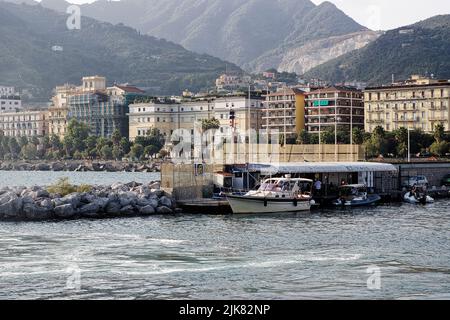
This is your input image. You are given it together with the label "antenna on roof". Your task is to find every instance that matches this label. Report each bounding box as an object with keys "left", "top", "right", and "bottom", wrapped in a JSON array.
[{"left": 392, "top": 74, "right": 395, "bottom": 84}]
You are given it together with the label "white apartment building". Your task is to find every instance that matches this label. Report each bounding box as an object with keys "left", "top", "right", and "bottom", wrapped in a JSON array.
[
  {"left": 0, "top": 86, "right": 15, "bottom": 96},
  {"left": 0, "top": 110, "right": 48, "bottom": 137},
  {"left": 128, "top": 96, "right": 265, "bottom": 141},
  {"left": 0, "top": 86, "right": 21, "bottom": 113}
]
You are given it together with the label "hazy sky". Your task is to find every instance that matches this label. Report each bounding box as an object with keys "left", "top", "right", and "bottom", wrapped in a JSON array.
[
  {"left": 311, "top": 0, "right": 450, "bottom": 30},
  {"left": 38, "top": 0, "right": 450, "bottom": 31}
]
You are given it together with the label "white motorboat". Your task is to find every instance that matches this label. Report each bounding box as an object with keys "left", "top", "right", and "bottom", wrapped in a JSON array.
[
  {"left": 404, "top": 186, "right": 434, "bottom": 204},
  {"left": 333, "top": 185, "right": 381, "bottom": 207},
  {"left": 226, "top": 177, "right": 314, "bottom": 214}
]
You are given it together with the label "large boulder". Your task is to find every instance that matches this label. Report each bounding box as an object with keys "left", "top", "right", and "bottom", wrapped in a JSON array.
[
  {"left": 149, "top": 182, "right": 161, "bottom": 190},
  {"left": 159, "top": 196, "right": 173, "bottom": 208},
  {"left": 32, "top": 189, "right": 50, "bottom": 199},
  {"left": 139, "top": 205, "right": 155, "bottom": 215},
  {"left": 36, "top": 163, "right": 51, "bottom": 171},
  {"left": 156, "top": 206, "right": 173, "bottom": 214},
  {"left": 54, "top": 204, "right": 76, "bottom": 219},
  {"left": 23, "top": 202, "right": 53, "bottom": 220},
  {"left": 61, "top": 193, "right": 82, "bottom": 208},
  {"left": 119, "top": 205, "right": 136, "bottom": 216},
  {"left": 126, "top": 181, "right": 142, "bottom": 188},
  {"left": 51, "top": 162, "right": 65, "bottom": 171},
  {"left": 78, "top": 203, "right": 101, "bottom": 218},
  {"left": 0, "top": 192, "right": 23, "bottom": 218},
  {"left": 111, "top": 182, "right": 127, "bottom": 192},
  {"left": 105, "top": 201, "right": 121, "bottom": 214}
]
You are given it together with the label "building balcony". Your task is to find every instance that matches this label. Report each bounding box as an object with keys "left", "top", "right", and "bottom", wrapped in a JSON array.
[
  {"left": 366, "top": 119, "right": 385, "bottom": 124},
  {"left": 393, "top": 118, "right": 421, "bottom": 122}
]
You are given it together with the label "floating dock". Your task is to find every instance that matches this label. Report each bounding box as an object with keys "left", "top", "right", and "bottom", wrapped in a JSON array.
[{"left": 177, "top": 199, "right": 232, "bottom": 214}]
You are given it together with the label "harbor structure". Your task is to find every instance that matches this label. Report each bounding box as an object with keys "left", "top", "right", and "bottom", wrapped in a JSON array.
[
  {"left": 305, "top": 86, "right": 364, "bottom": 135},
  {"left": 0, "top": 109, "right": 48, "bottom": 137},
  {"left": 262, "top": 87, "right": 306, "bottom": 140},
  {"left": 364, "top": 75, "right": 450, "bottom": 133}
]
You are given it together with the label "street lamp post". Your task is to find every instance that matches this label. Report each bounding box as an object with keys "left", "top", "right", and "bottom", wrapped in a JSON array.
[{"left": 408, "top": 127, "right": 411, "bottom": 163}]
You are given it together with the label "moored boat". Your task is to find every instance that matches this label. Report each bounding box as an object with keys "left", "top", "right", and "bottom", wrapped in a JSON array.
[
  {"left": 226, "top": 177, "right": 314, "bottom": 214},
  {"left": 333, "top": 184, "right": 381, "bottom": 207},
  {"left": 404, "top": 186, "right": 434, "bottom": 204}
]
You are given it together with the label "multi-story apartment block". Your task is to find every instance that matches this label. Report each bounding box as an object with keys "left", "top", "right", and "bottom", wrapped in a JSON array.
[
  {"left": 0, "top": 86, "right": 21, "bottom": 113},
  {"left": 262, "top": 88, "right": 306, "bottom": 138},
  {"left": 48, "top": 84, "right": 76, "bottom": 137},
  {"left": 0, "top": 86, "right": 15, "bottom": 96},
  {"left": 0, "top": 110, "right": 48, "bottom": 137},
  {"left": 305, "top": 86, "right": 364, "bottom": 134},
  {"left": 364, "top": 75, "right": 450, "bottom": 133},
  {"left": 128, "top": 95, "right": 265, "bottom": 142},
  {"left": 49, "top": 76, "right": 146, "bottom": 139}
]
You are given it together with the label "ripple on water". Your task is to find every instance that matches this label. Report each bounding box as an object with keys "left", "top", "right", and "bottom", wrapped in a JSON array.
[{"left": 0, "top": 199, "right": 449, "bottom": 299}]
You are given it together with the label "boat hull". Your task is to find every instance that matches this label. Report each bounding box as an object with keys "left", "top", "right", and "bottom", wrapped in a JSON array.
[
  {"left": 333, "top": 194, "right": 381, "bottom": 207},
  {"left": 404, "top": 194, "right": 434, "bottom": 204},
  {"left": 226, "top": 195, "right": 311, "bottom": 214}
]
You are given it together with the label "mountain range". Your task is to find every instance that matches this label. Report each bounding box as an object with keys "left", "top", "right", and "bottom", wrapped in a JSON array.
[
  {"left": 305, "top": 15, "right": 450, "bottom": 85},
  {"left": 35, "top": 0, "right": 379, "bottom": 74},
  {"left": 0, "top": 1, "right": 241, "bottom": 101}
]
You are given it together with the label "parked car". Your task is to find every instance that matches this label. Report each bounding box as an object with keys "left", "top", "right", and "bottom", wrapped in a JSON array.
[
  {"left": 441, "top": 174, "right": 450, "bottom": 187},
  {"left": 403, "top": 175, "right": 429, "bottom": 188}
]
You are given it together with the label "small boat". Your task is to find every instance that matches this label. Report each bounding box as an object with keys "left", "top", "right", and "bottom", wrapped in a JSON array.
[
  {"left": 226, "top": 177, "right": 314, "bottom": 214},
  {"left": 404, "top": 186, "right": 434, "bottom": 204},
  {"left": 333, "top": 184, "right": 381, "bottom": 207}
]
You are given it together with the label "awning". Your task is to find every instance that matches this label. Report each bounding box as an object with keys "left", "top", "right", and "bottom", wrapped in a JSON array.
[{"left": 248, "top": 162, "right": 398, "bottom": 175}]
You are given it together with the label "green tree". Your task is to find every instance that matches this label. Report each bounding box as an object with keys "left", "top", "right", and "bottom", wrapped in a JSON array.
[
  {"left": 8, "top": 138, "right": 21, "bottom": 159},
  {"left": 434, "top": 123, "right": 445, "bottom": 143},
  {"left": 100, "top": 145, "right": 113, "bottom": 160},
  {"left": 297, "top": 130, "right": 310, "bottom": 144},
  {"left": 130, "top": 144, "right": 144, "bottom": 160},
  {"left": 352, "top": 127, "right": 364, "bottom": 145},
  {"left": 394, "top": 127, "right": 408, "bottom": 157},
  {"left": 144, "top": 145, "right": 160, "bottom": 159},
  {"left": 320, "top": 128, "right": 335, "bottom": 144},
  {"left": 111, "top": 129, "right": 122, "bottom": 147},
  {"left": 120, "top": 137, "right": 131, "bottom": 154},
  {"left": 66, "top": 120, "right": 89, "bottom": 153},
  {"left": 112, "top": 146, "right": 123, "bottom": 160},
  {"left": 50, "top": 134, "right": 62, "bottom": 150},
  {"left": 430, "top": 141, "right": 450, "bottom": 157},
  {"left": 85, "top": 136, "right": 98, "bottom": 151},
  {"left": 18, "top": 136, "right": 28, "bottom": 148},
  {"left": 21, "top": 143, "right": 37, "bottom": 160}
]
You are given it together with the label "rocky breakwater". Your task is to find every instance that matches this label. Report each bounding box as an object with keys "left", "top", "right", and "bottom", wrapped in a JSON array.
[
  {"left": 0, "top": 161, "right": 161, "bottom": 172},
  {"left": 0, "top": 181, "right": 178, "bottom": 221}
]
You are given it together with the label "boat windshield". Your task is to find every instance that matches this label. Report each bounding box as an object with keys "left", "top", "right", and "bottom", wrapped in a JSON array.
[{"left": 258, "top": 180, "right": 312, "bottom": 194}]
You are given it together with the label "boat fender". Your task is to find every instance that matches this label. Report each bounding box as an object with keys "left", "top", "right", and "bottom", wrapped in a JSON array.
[
  {"left": 264, "top": 199, "right": 268, "bottom": 207},
  {"left": 293, "top": 199, "right": 298, "bottom": 207}
]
